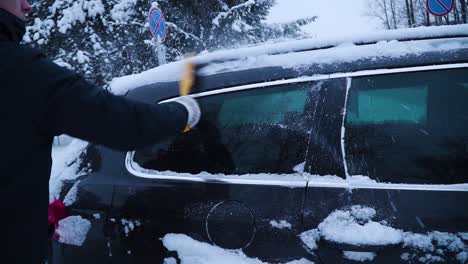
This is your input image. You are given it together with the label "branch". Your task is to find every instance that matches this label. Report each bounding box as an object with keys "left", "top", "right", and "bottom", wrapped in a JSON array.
[
  {"left": 212, "top": 0, "right": 256, "bottom": 27},
  {"left": 166, "top": 22, "right": 205, "bottom": 45}
]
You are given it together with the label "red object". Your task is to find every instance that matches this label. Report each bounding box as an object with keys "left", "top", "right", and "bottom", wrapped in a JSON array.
[{"left": 48, "top": 200, "right": 68, "bottom": 240}]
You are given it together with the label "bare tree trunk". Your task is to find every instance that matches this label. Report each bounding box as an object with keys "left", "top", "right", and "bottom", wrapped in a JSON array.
[
  {"left": 460, "top": 0, "right": 467, "bottom": 23},
  {"left": 382, "top": 0, "right": 392, "bottom": 29},
  {"left": 425, "top": 6, "right": 431, "bottom": 25},
  {"left": 453, "top": 1, "right": 460, "bottom": 23},
  {"left": 390, "top": 0, "right": 398, "bottom": 28},
  {"left": 409, "top": 0, "right": 416, "bottom": 25},
  {"left": 405, "top": 0, "right": 413, "bottom": 26}
]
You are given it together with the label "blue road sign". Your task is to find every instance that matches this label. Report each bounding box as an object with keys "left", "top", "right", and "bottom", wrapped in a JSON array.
[
  {"left": 427, "top": 0, "right": 454, "bottom": 16},
  {"left": 149, "top": 7, "right": 167, "bottom": 42}
]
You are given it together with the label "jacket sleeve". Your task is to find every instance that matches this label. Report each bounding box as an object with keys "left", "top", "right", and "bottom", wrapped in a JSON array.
[{"left": 31, "top": 54, "right": 188, "bottom": 151}]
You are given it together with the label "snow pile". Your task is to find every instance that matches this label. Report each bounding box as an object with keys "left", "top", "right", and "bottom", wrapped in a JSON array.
[
  {"left": 403, "top": 232, "right": 465, "bottom": 252},
  {"left": 300, "top": 206, "right": 468, "bottom": 262},
  {"left": 110, "top": 24, "right": 468, "bottom": 95},
  {"left": 50, "top": 139, "right": 88, "bottom": 202},
  {"left": 56, "top": 216, "right": 91, "bottom": 246},
  {"left": 162, "top": 234, "right": 314, "bottom": 264},
  {"left": 270, "top": 220, "right": 292, "bottom": 230},
  {"left": 317, "top": 206, "right": 403, "bottom": 246},
  {"left": 342, "top": 251, "right": 376, "bottom": 262},
  {"left": 402, "top": 232, "right": 466, "bottom": 263}
]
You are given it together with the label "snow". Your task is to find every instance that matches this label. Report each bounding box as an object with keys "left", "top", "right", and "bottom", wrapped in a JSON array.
[
  {"left": 54, "top": 58, "right": 74, "bottom": 70},
  {"left": 317, "top": 206, "right": 403, "bottom": 246},
  {"left": 300, "top": 206, "right": 467, "bottom": 262},
  {"left": 50, "top": 139, "right": 88, "bottom": 202},
  {"left": 163, "top": 257, "right": 178, "bottom": 264},
  {"left": 342, "top": 251, "right": 377, "bottom": 262},
  {"left": 299, "top": 229, "right": 320, "bottom": 251},
  {"left": 110, "top": 24, "right": 468, "bottom": 95},
  {"left": 293, "top": 162, "right": 305, "bottom": 174},
  {"left": 418, "top": 254, "right": 445, "bottom": 263},
  {"left": 57, "top": 0, "right": 105, "bottom": 34},
  {"left": 270, "top": 220, "right": 292, "bottom": 229},
  {"left": 110, "top": 0, "right": 137, "bottom": 24},
  {"left": 457, "top": 252, "right": 468, "bottom": 263},
  {"left": 341, "top": 78, "right": 351, "bottom": 177},
  {"left": 63, "top": 180, "right": 80, "bottom": 206},
  {"left": 75, "top": 50, "right": 90, "bottom": 64},
  {"left": 121, "top": 219, "right": 142, "bottom": 237},
  {"left": 93, "top": 213, "right": 101, "bottom": 219},
  {"left": 162, "top": 234, "right": 314, "bottom": 264},
  {"left": 459, "top": 233, "right": 468, "bottom": 241},
  {"left": 129, "top": 157, "right": 468, "bottom": 191},
  {"left": 403, "top": 232, "right": 465, "bottom": 253},
  {"left": 56, "top": 216, "right": 91, "bottom": 246},
  {"left": 212, "top": 0, "right": 256, "bottom": 27}
]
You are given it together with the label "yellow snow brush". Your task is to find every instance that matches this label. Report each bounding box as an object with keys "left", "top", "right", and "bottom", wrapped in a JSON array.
[{"left": 179, "top": 60, "right": 196, "bottom": 132}]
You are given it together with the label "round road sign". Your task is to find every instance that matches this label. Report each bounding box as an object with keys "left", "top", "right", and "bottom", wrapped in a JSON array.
[
  {"left": 149, "top": 7, "right": 167, "bottom": 42},
  {"left": 426, "top": 0, "right": 454, "bottom": 16}
]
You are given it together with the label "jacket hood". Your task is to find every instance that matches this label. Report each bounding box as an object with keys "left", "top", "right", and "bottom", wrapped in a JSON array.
[{"left": 0, "top": 8, "right": 26, "bottom": 43}]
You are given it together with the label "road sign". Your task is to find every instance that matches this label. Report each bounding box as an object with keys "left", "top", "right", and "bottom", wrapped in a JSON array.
[
  {"left": 149, "top": 7, "right": 167, "bottom": 42},
  {"left": 426, "top": 0, "right": 454, "bottom": 16}
]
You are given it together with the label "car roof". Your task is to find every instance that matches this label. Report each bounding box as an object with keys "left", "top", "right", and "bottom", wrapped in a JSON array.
[{"left": 112, "top": 24, "right": 468, "bottom": 102}]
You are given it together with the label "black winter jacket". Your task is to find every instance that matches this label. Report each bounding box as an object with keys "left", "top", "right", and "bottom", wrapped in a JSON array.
[{"left": 0, "top": 8, "right": 187, "bottom": 263}]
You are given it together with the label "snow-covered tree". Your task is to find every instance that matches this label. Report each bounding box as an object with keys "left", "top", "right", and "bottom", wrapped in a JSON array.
[{"left": 24, "top": 0, "right": 315, "bottom": 88}]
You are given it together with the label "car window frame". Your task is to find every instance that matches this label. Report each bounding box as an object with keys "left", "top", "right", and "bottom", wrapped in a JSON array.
[{"left": 126, "top": 62, "right": 468, "bottom": 191}]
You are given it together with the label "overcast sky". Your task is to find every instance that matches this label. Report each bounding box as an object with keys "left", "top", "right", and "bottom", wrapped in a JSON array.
[{"left": 266, "top": 0, "right": 383, "bottom": 38}]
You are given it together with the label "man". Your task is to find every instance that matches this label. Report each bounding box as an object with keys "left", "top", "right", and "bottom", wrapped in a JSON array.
[{"left": 0, "top": 0, "right": 201, "bottom": 263}]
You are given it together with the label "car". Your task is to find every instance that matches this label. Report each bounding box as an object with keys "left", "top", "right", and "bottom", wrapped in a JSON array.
[{"left": 49, "top": 24, "right": 468, "bottom": 264}]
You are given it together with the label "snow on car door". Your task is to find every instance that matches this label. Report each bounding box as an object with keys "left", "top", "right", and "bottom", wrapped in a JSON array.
[
  {"left": 119, "top": 79, "right": 329, "bottom": 262},
  {"left": 302, "top": 66, "right": 468, "bottom": 263}
]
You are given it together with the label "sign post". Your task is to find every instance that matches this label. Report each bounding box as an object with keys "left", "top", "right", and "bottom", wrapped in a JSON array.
[
  {"left": 149, "top": 6, "right": 167, "bottom": 65},
  {"left": 426, "top": 0, "right": 454, "bottom": 16}
]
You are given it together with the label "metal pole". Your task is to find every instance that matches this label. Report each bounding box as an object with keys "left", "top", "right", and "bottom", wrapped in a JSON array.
[{"left": 156, "top": 36, "right": 167, "bottom": 65}]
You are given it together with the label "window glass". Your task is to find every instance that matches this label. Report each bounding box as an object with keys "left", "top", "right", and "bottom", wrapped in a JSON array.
[
  {"left": 345, "top": 68, "right": 468, "bottom": 184},
  {"left": 134, "top": 82, "right": 317, "bottom": 175},
  {"left": 347, "top": 86, "right": 428, "bottom": 125}
]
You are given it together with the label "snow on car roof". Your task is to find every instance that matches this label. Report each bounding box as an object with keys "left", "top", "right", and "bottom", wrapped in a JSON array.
[{"left": 110, "top": 24, "right": 468, "bottom": 95}]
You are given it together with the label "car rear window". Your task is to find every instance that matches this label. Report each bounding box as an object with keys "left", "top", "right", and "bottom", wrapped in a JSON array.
[
  {"left": 345, "top": 67, "right": 468, "bottom": 184},
  {"left": 133, "top": 82, "right": 315, "bottom": 175}
]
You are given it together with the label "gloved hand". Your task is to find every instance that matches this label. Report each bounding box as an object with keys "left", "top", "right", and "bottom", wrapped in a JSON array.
[{"left": 173, "top": 96, "right": 201, "bottom": 130}]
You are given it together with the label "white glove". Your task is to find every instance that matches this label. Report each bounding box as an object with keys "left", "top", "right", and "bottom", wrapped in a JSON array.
[{"left": 173, "top": 96, "right": 201, "bottom": 129}]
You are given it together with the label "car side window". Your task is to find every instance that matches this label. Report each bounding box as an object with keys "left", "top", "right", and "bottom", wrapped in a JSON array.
[
  {"left": 133, "top": 82, "right": 320, "bottom": 175},
  {"left": 345, "top": 67, "right": 468, "bottom": 184}
]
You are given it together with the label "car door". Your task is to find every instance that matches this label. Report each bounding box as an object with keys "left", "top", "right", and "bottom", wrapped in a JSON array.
[
  {"left": 302, "top": 65, "right": 468, "bottom": 263},
  {"left": 110, "top": 77, "right": 332, "bottom": 263}
]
